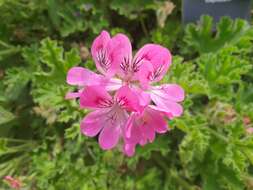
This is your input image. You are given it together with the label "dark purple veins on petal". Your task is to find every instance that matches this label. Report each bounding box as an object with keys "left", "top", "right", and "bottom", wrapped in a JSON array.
[
  {"left": 120, "top": 56, "right": 131, "bottom": 74},
  {"left": 97, "top": 49, "right": 111, "bottom": 71},
  {"left": 97, "top": 98, "right": 113, "bottom": 108},
  {"left": 132, "top": 56, "right": 144, "bottom": 73},
  {"left": 148, "top": 65, "right": 164, "bottom": 81}
]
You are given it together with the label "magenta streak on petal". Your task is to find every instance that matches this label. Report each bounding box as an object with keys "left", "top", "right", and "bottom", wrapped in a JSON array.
[
  {"left": 116, "top": 96, "right": 128, "bottom": 107},
  {"left": 120, "top": 56, "right": 131, "bottom": 74},
  {"left": 148, "top": 64, "right": 165, "bottom": 81},
  {"left": 96, "top": 49, "right": 111, "bottom": 72},
  {"left": 131, "top": 56, "right": 145, "bottom": 73},
  {"left": 97, "top": 98, "right": 114, "bottom": 108}
]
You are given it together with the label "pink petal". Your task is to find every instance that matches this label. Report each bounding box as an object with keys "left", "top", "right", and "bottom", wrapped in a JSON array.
[
  {"left": 142, "top": 124, "right": 156, "bottom": 143},
  {"left": 129, "top": 87, "right": 151, "bottom": 112},
  {"left": 91, "top": 31, "right": 111, "bottom": 75},
  {"left": 124, "top": 113, "right": 142, "bottom": 142},
  {"left": 91, "top": 31, "right": 132, "bottom": 78},
  {"left": 123, "top": 143, "right": 136, "bottom": 157},
  {"left": 65, "top": 91, "right": 81, "bottom": 99},
  {"left": 81, "top": 110, "right": 106, "bottom": 137},
  {"left": 149, "top": 101, "right": 183, "bottom": 118},
  {"left": 99, "top": 123, "right": 121, "bottom": 150},
  {"left": 137, "top": 89, "right": 151, "bottom": 108},
  {"left": 134, "top": 44, "right": 172, "bottom": 83},
  {"left": 151, "top": 84, "right": 185, "bottom": 102},
  {"left": 150, "top": 86, "right": 184, "bottom": 118},
  {"left": 145, "top": 107, "right": 168, "bottom": 134},
  {"left": 137, "top": 60, "right": 154, "bottom": 89},
  {"left": 115, "top": 86, "right": 141, "bottom": 112},
  {"left": 80, "top": 86, "right": 113, "bottom": 109},
  {"left": 105, "top": 78, "right": 123, "bottom": 91},
  {"left": 67, "top": 67, "right": 105, "bottom": 86},
  {"left": 125, "top": 113, "right": 136, "bottom": 138},
  {"left": 109, "top": 33, "right": 132, "bottom": 78}
]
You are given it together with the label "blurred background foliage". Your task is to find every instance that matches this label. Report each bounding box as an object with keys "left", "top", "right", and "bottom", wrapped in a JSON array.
[{"left": 0, "top": 0, "right": 253, "bottom": 189}]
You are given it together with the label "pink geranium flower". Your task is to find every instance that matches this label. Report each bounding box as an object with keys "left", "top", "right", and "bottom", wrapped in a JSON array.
[
  {"left": 66, "top": 31, "right": 127, "bottom": 98},
  {"left": 80, "top": 85, "right": 142, "bottom": 149},
  {"left": 66, "top": 30, "right": 185, "bottom": 156},
  {"left": 4, "top": 176, "right": 21, "bottom": 189},
  {"left": 66, "top": 31, "right": 172, "bottom": 96},
  {"left": 123, "top": 107, "right": 168, "bottom": 156}
]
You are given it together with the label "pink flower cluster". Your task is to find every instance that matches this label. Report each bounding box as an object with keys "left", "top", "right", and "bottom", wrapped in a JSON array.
[{"left": 66, "top": 31, "right": 184, "bottom": 156}]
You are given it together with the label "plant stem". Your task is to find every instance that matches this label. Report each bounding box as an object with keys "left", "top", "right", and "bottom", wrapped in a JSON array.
[
  {"left": 140, "top": 15, "right": 149, "bottom": 38},
  {"left": 0, "top": 40, "right": 11, "bottom": 48},
  {"left": 170, "top": 170, "right": 195, "bottom": 190},
  {"left": 153, "top": 154, "right": 195, "bottom": 190},
  {"left": 0, "top": 138, "right": 34, "bottom": 143},
  {"left": 0, "top": 48, "right": 20, "bottom": 56},
  {"left": 205, "top": 127, "right": 228, "bottom": 142}
]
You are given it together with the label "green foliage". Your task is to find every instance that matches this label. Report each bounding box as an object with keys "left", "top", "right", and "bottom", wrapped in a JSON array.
[
  {"left": 110, "top": 0, "right": 155, "bottom": 20},
  {"left": 0, "top": 0, "right": 253, "bottom": 189},
  {"left": 197, "top": 46, "right": 252, "bottom": 99},
  {"left": 184, "top": 15, "right": 253, "bottom": 54},
  {"left": 48, "top": 0, "right": 109, "bottom": 37},
  {"left": 0, "top": 106, "right": 14, "bottom": 125}
]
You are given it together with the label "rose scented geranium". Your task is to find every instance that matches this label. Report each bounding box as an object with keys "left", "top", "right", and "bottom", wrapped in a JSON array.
[{"left": 66, "top": 30, "right": 184, "bottom": 156}]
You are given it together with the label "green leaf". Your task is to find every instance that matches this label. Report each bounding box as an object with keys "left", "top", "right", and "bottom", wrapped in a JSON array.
[
  {"left": 46, "top": 1, "right": 108, "bottom": 37},
  {"left": 161, "top": 56, "right": 208, "bottom": 95},
  {"left": 3, "top": 67, "right": 30, "bottom": 100},
  {"left": 47, "top": 0, "right": 60, "bottom": 29},
  {"left": 27, "top": 38, "right": 81, "bottom": 123},
  {"left": 184, "top": 16, "right": 253, "bottom": 54},
  {"left": 196, "top": 46, "right": 251, "bottom": 99},
  {"left": 203, "top": 172, "right": 222, "bottom": 190},
  {"left": 0, "top": 106, "right": 14, "bottom": 125},
  {"left": 110, "top": 0, "right": 155, "bottom": 19}
]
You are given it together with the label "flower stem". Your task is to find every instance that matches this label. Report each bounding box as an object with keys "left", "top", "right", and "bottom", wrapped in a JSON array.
[
  {"left": 153, "top": 154, "right": 195, "bottom": 190},
  {"left": 139, "top": 15, "right": 148, "bottom": 38}
]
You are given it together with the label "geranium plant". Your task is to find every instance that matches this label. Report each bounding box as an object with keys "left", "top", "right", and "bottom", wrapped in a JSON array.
[{"left": 66, "top": 31, "right": 184, "bottom": 156}]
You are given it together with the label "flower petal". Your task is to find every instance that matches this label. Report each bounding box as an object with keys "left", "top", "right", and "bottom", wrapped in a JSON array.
[
  {"left": 65, "top": 91, "right": 81, "bottom": 99},
  {"left": 150, "top": 85, "right": 184, "bottom": 118},
  {"left": 67, "top": 67, "right": 105, "bottom": 86},
  {"left": 105, "top": 78, "right": 123, "bottom": 91},
  {"left": 135, "top": 44, "right": 172, "bottom": 83},
  {"left": 140, "top": 124, "right": 156, "bottom": 143},
  {"left": 115, "top": 86, "right": 141, "bottom": 112},
  {"left": 137, "top": 60, "right": 154, "bottom": 89},
  {"left": 109, "top": 33, "right": 132, "bottom": 78},
  {"left": 145, "top": 107, "right": 168, "bottom": 134},
  {"left": 123, "top": 143, "right": 136, "bottom": 157},
  {"left": 81, "top": 110, "right": 107, "bottom": 137},
  {"left": 99, "top": 122, "right": 121, "bottom": 150},
  {"left": 149, "top": 101, "right": 183, "bottom": 118},
  {"left": 151, "top": 84, "right": 185, "bottom": 102},
  {"left": 124, "top": 113, "right": 142, "bottom": 142},
  {"left": 91, "top": 31, "right": 132, "bottom": 78},
  {"left": 91, "top": 31, "right": 111, "bottom": 75},
  {"left": 80, "top": 86, "right": 113, "bottom": 109}
]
